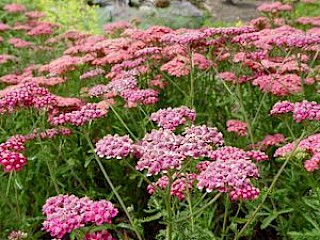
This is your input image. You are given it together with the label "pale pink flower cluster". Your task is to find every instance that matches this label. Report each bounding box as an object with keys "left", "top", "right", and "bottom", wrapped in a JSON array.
[
  {"left": 95, "top": 134, "right": 133, "bottom": 159},
  {"left": 8, "top": 38, "right": 32, "bottom": 48},
  {"left": 208, "top": 146, "right": 268, "bottom": 163},
  {"left": 88, "top": 76, "right": 137, "bottom": 97},
  {"left": 49, "top": 103, "right": 107, "bottom": 126},
  {"left": 0, "top": 54, "right": 17, "bottom": 64},
  {"left": 27, "top": 22, "right": 55, "bottom": 36},
  {"left": 147, "top": 173, "right": 197, "bottom": 200},
  {"left": 25, "top": 11, "right": 46, "bottom": 19},
  {"left": 257, "top": 2, "right": 292, "bottom": 13},
  {"left": 150, "top": 106, "right": 196, "bottom": 130},
  {"left": 3, "top": 4, "right": 26, "bottom": 13},
  {"left": 274, "top": 134, "right": 320, "bottom": 172},
  {"left": 83, "top": 230, "right": 116, "bottom": 240},
  {"left": 121, "top": 89, "right": 159, "bottom": 108},
  {"left": 7, "top": 231, "right": 27, "bottom": 240},
  {"left": 104, "top": 21, "right": 132, "bottom": 35},
  {"left": 0, "top": 22, "right": 10, "bottom": 31},
  {"left": 42, "top": 194, "right": 118, "bottom": 238},
  {"left": 39, "top": 55, "right": 83, "bottom": 75},
  {"left": 80, "top": 68, "right": 105, "bottom": 80},
  {"left": 226, "top": 120, "right": 248, "bottom": 136},
  {"left": 270, "top": 100, "right": 320, "bottom": 123},
  {"left": 297, "top": 17, "right": 320, "bottom": 27},
  {"left": 133, "top": 124, "right": 224, "bottom": 175}
]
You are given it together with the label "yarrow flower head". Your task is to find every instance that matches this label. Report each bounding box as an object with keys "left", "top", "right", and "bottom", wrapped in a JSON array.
[
  {"left": 83, "top": 230, "right": 116, "bottom": 240},
  {"left": 197, "top": 158, "right": 260, "bottom": 200},
  {"left": 226, "top": 120, "right": 248, "bottom": 136},
  {"left": 42, "top": 194, "right": 118, "bottom": 238},
  {"left": 150, "top": 106, "right": 196, "bottom": 131},
  {"left": 95, "top": 134, "right": 133, "bottom": 159}
]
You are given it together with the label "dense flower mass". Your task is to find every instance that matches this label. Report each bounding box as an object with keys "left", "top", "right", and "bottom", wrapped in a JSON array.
[
  {"left": 42, "top": 195, "right": 118, "bottom": 238},
  {"left": 270, "top": 100, "right": 320, "bottom": 123},
  {"left": 150, "top": 106, "right": 196, "bottom": 130},
  {"left": 1, "top": 0, "right": 320, "bottom": 238}
]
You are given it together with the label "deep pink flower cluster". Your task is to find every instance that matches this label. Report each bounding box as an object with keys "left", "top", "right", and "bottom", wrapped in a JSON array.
[
  {"left": 0, "top": 127, "right": 71, "bottom": 172},
  {"left": 42, "top": 194, "right": 118, "bottom": 238},
  {"left": 257, "top": 2, "right": 292, "bottom": 13},
  {"left": 49, "top": 103, "right": 107, "bottom": 126},
  {"left": 83, "top": 230, "right": 116, "bottom": 240},
  {"left": 0, "top": 82, "right": 57, "bottom": 114},
  {"left": 150, "top": 106, "right": 196, "bottom": 130},
  {"left": 95, "top": 134, "right": 133, "bottom": 159},
  {"left": 147, "top": 173, "right": 197, "bottom": 200},
  {"left": 274, "top": 134, "right": 320, "bottom": 172},
  {"left": 226, "top": 120, "right": 248, "bottom": 136},
  {"left": 270, "top": 100, "right": 320, "bottom": 123},
  {"left": 252, "top": 74, "right": 314, "bottom": 96}
]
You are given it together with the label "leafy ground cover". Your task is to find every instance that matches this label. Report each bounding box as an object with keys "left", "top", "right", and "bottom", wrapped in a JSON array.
[{"left": 1, "top": 0, "right": 320, "bottom": 239}]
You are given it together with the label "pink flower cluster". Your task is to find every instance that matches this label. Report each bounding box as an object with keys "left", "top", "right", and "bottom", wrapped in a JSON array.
[
  {"left": 270, "top": 100, "right": 320, "bottom": 123},
  {"left": 3, "top": 4, "right": 26, "bottom": 13},
  {"left": 0, "top": 127, "right": 71, "bottom": 172},
  {"left": 274, "top": 134, "right": 320, "bottom": 172},
  {"left": 96, "top": 134, "right": 133, "bottom": 159},
  {"left": 0, "top": 82, "right": 57, "bottom": 114},
  {"left": 147, "top": 173, "right": 197, "bottom": 200},
  {"left": 49, "top": 103, "right": 107, "bottom": 126},
  {"left": 257, "top": 2, "right": 292, "bottom": 13},
  {"left": 8, "top": 38, "right": 32, "bottom": 48},
  {"left": 83, "top": 230, "right": 116, "bottom": 240},
  {"left": 252, "top": 74, "right": 314, "bottom": 96},
  {"left": 250, "top": 134, "right": 286, "bottom": 150},
  {"left": 197, "top": 156, "right": 260, "bottom": 200},
  {"left": 150, "top": 106, "right": 196, "bottom": 130},
  {"left": 42, "top": 194, "right": 118, "bottom": 238},
  {"left": 226, "top": 120, "right": 248, "bottom": 136}
]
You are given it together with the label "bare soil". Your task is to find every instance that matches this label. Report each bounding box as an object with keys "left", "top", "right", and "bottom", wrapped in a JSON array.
[{"left": 203, "top": 0, "right": 271, "bottom": 23}]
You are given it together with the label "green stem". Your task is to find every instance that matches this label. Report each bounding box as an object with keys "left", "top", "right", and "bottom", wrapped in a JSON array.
[
  {"left": 234, "top": 131, "right": 306, "bottom": 240},
  {"left": 84, "top": 133, "right": 143, "bottom": 240},
  {"left": 221, "top": 196, "right": 230, "bottom": 240},
  {"left": 189, "top": 50, "right": 195, "bottom": 108},
  {"left": 177, "top": 192, "right": 222, "bottom": 222},
  {"left": 165, "top": 173, "right": 173, "bottom": 240},
  {"left": 110, "top": 105, "right": 138, "bottom": 141}
]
